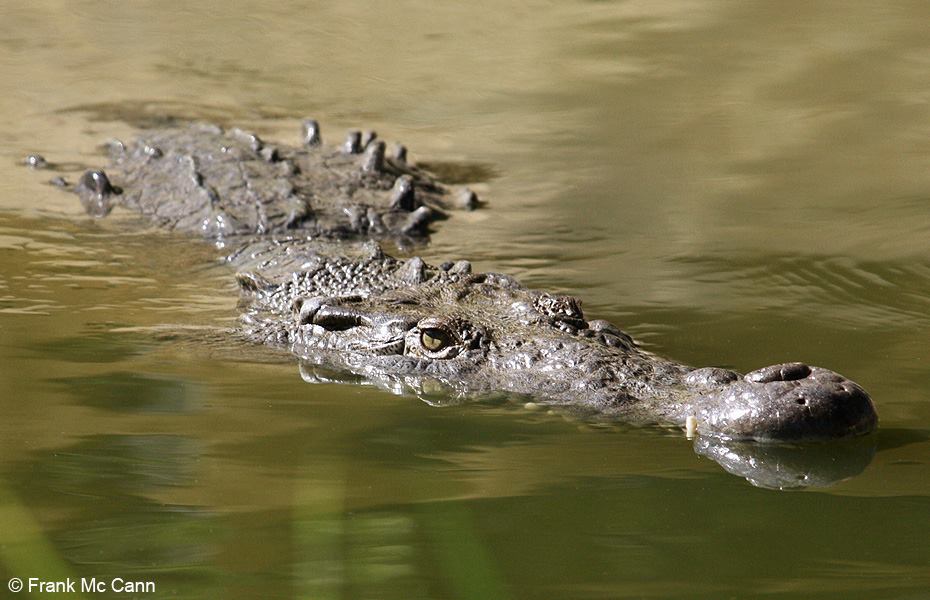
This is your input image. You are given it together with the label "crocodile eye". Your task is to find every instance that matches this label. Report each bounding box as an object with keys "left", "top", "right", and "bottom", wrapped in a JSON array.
[{"left": 420, "top": 328, "right": 450, "bottom": 351}]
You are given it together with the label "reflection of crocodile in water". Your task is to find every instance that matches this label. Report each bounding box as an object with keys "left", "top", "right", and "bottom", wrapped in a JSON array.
[{"left": 26, "top": 119, "right": 878, "bottom": 482}]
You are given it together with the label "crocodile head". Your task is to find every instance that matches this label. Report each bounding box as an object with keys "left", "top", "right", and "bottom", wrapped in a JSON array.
[{"left": 238, "top": 253, "right": 877, "bottom": 442}]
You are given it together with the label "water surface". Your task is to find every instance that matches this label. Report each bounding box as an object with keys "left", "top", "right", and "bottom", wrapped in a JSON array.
[{"left": 1, "top": 2, "right": 929, "bottom": 598}]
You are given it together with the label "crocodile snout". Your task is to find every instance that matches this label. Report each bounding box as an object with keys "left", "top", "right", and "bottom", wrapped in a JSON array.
[{"left": 695, "top": 362, "right": 877, "bottom": 441}]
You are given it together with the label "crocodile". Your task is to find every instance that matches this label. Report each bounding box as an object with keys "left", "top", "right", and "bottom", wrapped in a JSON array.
[
  {"left": 65, "top": 120, "right": 477, "bottom": 243},
  {"left": 29, "top": 119, "right": 877, "bottom": 443},
  {"left": 232, "top": 236, "right": 876, "bottom": 442}
]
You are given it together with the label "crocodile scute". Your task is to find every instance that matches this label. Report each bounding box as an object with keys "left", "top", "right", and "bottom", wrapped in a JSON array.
[{"left": 35, "top": 118, "right": 877, "bottom": 445}]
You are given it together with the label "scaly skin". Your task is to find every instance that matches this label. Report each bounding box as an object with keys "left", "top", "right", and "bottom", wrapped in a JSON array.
[
  {"left": 29, "top": 119, "right": 877, "bottom": 443},
  {"left": 71, "top": 121, "right": 477, "bottom": 242},
  {"left": 233, "top": 240, "right": 877, "bottom": 441}
]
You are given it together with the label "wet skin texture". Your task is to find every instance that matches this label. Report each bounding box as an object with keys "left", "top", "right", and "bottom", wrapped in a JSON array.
[
  {"left": 235, "top": 239, "right": 877, "bottom": 441},
  {"left": 71, "top": 120, "right": 477, "bottom": 242},
  {"left": 42, "top": 119, "right": 877, "bottom": 442}
]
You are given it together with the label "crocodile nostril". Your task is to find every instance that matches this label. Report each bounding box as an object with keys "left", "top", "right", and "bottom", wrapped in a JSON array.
[
  {"left": 746, "top": 362, "right": 812, "bottom": 383},
  {"left": 782, "top": 363, "right": 812, "bottom": 381}
]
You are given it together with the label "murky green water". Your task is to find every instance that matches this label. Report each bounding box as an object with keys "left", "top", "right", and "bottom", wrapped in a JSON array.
[{"left": 2, "top": 2, "right": 930, "bottom": 598}]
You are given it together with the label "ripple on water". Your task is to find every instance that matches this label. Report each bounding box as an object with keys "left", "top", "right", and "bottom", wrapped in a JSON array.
[
  {"left": 0, "top": 234, "right": 34, "bottom": 250},
  {"left": 670, "top": 253, "right": 930, "bottom": 330}
]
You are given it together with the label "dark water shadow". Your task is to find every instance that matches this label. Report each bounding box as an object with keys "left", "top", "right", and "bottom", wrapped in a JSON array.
[
  {"left": 50, "top": 371, "right": 201, "bottom": 414},
  {"left": 56, "top": 99, "right": 293, "bottom": 129},
  {"left": 27, "top": 327, "right": 157, "bottom": 364},
  {"left": 415, "top": 161, "right": 500, "bottom": 185}
]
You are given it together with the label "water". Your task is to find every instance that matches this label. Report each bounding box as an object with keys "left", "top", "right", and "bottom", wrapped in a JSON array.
[{"left": 1, "top": 2, "right": 929, "bottom": 598}]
